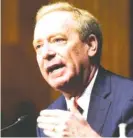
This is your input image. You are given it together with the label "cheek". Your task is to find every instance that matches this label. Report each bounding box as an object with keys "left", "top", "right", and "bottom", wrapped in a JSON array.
[
  {"left": 62, "top": 47, "right": 81, "bottom": 75},
  {"left": 36, "top": 54, "right": 43, "bottom": 67},
  {"left": 71, "top": 45, "right": 89, "bottom": 70},
  {"left": 36, "top": 54, "right": 49, "bottom": 77},
  {"left": 70, "top": 46, "right": 83, "bottom": 64},
  {"left": 36, "top": 55, "right": 41, "bottom": 67},
  {"left": 36, "top": 55, "right": 45, "bottom": 74}
]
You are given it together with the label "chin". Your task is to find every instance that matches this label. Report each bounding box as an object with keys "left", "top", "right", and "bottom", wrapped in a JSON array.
[
  {"left": 50, "top": 80, "right": 66, "bottom": 90},
  {"left": 49, "top": 75, "right": 71, "bottom": 91}
]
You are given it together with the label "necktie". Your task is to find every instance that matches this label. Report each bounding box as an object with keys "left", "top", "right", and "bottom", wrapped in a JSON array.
[{"left": 69, "top": 97, "right": 83, "bottom": 114}]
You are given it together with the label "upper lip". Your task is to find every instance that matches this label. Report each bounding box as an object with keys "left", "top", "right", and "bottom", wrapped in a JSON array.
[{"left": 45, "top": 60, "right": 65, "bottom": 73}]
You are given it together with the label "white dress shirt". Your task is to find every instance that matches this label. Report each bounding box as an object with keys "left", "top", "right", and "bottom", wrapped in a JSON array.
[{"left": 66, "top": 69, "right": 99, "bottom": 120}]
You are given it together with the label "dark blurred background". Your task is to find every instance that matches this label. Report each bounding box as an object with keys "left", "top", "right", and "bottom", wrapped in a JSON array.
[{"left": 1, "top": 0, "right": 133, "bottom": 137}]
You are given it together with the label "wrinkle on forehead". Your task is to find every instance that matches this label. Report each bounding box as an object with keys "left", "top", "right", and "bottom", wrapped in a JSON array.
[{"left": 34, "top": 11, "right": 78, "bottom": 39}]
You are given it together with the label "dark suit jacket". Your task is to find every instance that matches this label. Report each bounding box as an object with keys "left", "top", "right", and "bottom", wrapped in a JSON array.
[{"left": 37, "top": 67, "right": 133, "bottom": 137}]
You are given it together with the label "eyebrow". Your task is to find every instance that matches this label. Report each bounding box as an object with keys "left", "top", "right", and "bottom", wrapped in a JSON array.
[
  {"left": 33, "top": 33, "right": 66, "bottom": 46},
  {"left": 33, "top": 39, "right": 43, "bottom": 46}
]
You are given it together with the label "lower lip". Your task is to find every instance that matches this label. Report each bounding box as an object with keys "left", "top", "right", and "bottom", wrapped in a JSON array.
[{"left": 49, "top": 67, "right": 65, "bottom": 78}]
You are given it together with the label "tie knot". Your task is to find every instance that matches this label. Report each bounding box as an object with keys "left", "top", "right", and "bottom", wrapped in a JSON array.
[{"left": 68, "top": 97, "right": 83, "bottom": 114}]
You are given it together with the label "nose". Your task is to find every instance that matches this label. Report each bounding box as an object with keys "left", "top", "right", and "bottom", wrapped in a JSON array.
[{"left": 41, "top": 43, "right": 56, "bottom": 60}]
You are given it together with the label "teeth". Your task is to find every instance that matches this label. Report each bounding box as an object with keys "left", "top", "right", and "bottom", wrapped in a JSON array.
[{"left": 48, "top": 64, "right": 64, "bottom": 73}]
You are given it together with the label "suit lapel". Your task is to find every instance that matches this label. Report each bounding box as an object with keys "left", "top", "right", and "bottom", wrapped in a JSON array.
[
  {"left": 51, "top": 95, "right": 67, "bottom": 111},
  {"left": 87, "top": 67, "right": 112, "bottom": 135},
  {"left": 87, "top": 94, "right": 111, "bottom": 134}
]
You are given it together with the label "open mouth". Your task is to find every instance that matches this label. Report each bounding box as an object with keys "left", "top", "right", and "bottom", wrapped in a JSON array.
[{"left": 47, "top": 64, "right": 65, "bottom": 73}]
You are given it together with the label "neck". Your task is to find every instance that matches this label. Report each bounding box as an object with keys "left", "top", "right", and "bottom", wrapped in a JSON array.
[
  {"left": 61, "top": 64, "right": 98, "bottom": 100},
  {"left": 86, "top": 64, "right": 98, "bottom": 86}
]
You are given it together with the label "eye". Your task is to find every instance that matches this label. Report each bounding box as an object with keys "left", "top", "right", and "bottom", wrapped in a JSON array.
[
  {"left": 52, "top": 37, "right": 66, "bottom": 44},
  {"left": 35, "top": 44, "right": 42, "bottom": 50}
]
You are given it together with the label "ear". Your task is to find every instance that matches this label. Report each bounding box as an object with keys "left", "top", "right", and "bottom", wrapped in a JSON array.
[{"left": 87, "top": 34, "right": 98, "bottom": 57}]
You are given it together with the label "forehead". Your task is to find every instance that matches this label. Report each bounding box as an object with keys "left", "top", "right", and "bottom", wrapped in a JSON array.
[{"left": 34, "top": 11, "right": 77, "bottom": 39}]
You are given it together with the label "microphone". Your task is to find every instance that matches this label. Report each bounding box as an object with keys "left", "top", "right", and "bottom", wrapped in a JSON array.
[{"left": 1, "top": 115, "right": 28, "bottom": 132}]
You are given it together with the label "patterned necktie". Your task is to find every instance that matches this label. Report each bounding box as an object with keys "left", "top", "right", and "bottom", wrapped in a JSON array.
[{"left": 69, "top": 97, "right": 83, "bottom": 114}]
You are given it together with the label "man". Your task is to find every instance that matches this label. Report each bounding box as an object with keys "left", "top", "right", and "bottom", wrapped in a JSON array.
[{"left": 33, "top": 2, "right": 133, "bottom": 137}]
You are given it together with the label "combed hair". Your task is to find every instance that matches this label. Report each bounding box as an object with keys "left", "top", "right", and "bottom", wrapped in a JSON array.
[{"left": 36, "top": 2, "right": 103, "bottom": 64}]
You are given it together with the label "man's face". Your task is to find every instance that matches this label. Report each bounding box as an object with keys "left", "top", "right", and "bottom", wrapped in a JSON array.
[{"left": 33, "top": 11, "right": 90, "bottom": 92}]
